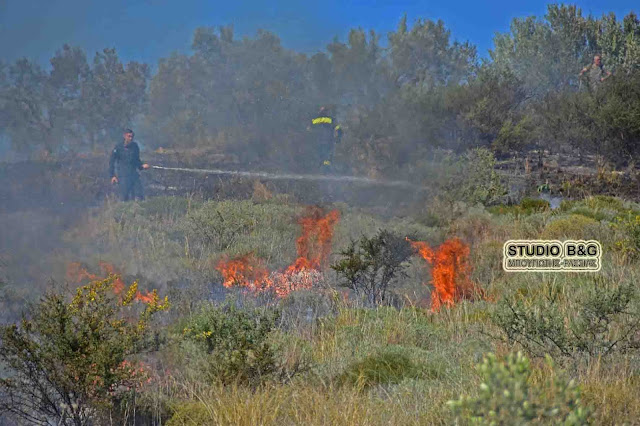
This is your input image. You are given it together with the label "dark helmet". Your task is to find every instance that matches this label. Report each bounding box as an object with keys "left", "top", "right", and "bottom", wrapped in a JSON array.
[{"left": 319, "top": 106, "right": 330, "bottom": 115}]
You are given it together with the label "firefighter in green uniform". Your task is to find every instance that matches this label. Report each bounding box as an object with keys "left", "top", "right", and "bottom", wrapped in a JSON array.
[
  {"left": 310, "top": 106, "right": 342, "bottom": 173},
  {"left": 579, "top": 54, "right": 612, "bottom": 90}
]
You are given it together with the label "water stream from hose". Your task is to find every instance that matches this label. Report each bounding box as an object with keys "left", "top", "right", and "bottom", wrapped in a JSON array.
[{"left": 151, "top": 165, "right": 427, "bottom": 191}]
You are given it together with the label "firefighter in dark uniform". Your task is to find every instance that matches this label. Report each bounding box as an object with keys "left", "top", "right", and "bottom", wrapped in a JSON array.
[
  {"left": 109, "top": 129, "right": 150, "bottom": 201},
  {"left": 310, "top": 106, "right": 342, "bottom": 173}
]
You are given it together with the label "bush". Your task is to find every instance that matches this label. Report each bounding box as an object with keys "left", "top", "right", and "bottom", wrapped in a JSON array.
[
  {"left": 179, "top": 302, "right": 280, "bottom": 387},
  {"left": 185, "top": 200, "right": 263, "bottom": 252},
  {"left": 520, "top": 197, "right": 551, "bottom": 212},
  {"left": 448, "top": 352, "right": 591, "bottom": 425},
  {"left": 541, "top": 214, "right": 599, "bottom": 240},
  {"left": 488, "top": 197, "right": 550, "bottom": 217},
  {"left": 166, "top": 402, "right": 213, "bottom": 426},
  {"left": 558, "top": 196, "right": 631, "bottom": 222},
  {"left": 0, "top": 277, "right": 169, "bottom": 426},
  {"left": 582, "top": 196, "right": 625, "bottom": 212},
  {"left": 611, "top": 212, "right": 640, "bottom": 261},
  {"left": 436, "top": 148, "right": 507, "bottom": 207},
  {"left": 184, "top": 200, "right": 299, "bottom": 261},
  {"left": 332, "top": 229, "right": 414, "bottom": 306},
  {"left": 277, "top": 289, "right": 338, "bottom": 330},
  {"left": 492, "top": 280, "right": 640, "bottom": 362},
  {"left": 335, "top": 348, "right": 420, "bottom": 389}
]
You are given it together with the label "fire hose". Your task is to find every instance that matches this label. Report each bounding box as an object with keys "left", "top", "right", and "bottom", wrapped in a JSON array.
[{"left": 151, "top": 165, "right": 427, "bottom": 191}]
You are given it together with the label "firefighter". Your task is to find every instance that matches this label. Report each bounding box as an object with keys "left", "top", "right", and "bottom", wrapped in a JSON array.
[
  {"left": 579, "top": 54, "right": 612, "bottom": 90},
  {"left": 109, "top": 129, "right": 150, "bottom": 201},
  {"left": 310, "top": 106, "right": 342, "bottom": 172}
]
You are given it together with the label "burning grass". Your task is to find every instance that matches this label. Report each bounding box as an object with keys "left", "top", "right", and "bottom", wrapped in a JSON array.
[
  {"left": 408, "top": 238, "right": 486, "bottom": 312},
  {"left": 5, "top": 194, "right": 640, "bottom": 425},
  {"left": 216, "top": 207, "right": 339, "bottom": 297}
]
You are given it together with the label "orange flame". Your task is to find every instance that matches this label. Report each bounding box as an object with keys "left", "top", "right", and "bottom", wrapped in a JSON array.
[
  {"left": 216, "top": 253, "right": 273, "bottom": 291},
  {"left": 408, "top": 238, "right": 481, "bottom": 312},
  {"left": 65, "top": 262, "right": 153, "bottom": 304},
  {"left": 214, "top": 207, "right": 340, "bottom": 297},
  {"left": 293, "top": 207, "right": 341, "bottom": 271}
]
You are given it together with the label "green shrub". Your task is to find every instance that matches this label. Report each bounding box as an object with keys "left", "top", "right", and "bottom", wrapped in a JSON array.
[
  {"left": 184, "top": 200, "right": 299, "bottom": 261},
  {"left": 0, "top": 277, "right": 169, "bottom": 426},
  {"left": 137, "top": 196, "right": 198, "bottom": 218},
  {"left": 582, "top": 195, "right": 625, "bottom": 212},
  {"left": 335, "top": 348, "right": 420, "bottom": 389},
  {"left": 611, "top": 212, "right": 640, "bottom": 260},
  {"left": 448, "top": 352, "right": 591, "bottom": 425},
  {"left": 492, "top": 281, "right": 640, "bottom": 361},
  {"left": 567, "top": 206, "right": 609, "bottom": 222},
  {"left": 332, "top": 229, "right": 414, "bottom": 306},
  {"left": 541, "top": 214, "right": 599, "bottom": 239},
  {"left": 179, "top": 302, "right": 280, "bottom": 387},
  {"left": 557, "top": 196, "right": 634, "bottom": 223},
  {"left": 185, "top": 200, "right": 263, "bottom": 251},
  {"left": 439, "top": 148, "right": 507, "bottom": 207},
  {"left": 417, "top": 149, "right": 506, "bottom": 223},
  {"left": 488, "top": 197, "right": 549, "bottom": 217},
  {"left": 470, "top": 240, "right": 504, "bottom": 287},
  {"left": 520, "top": 197, "right": 551, "bottom": 213},
  {"left": 558, "top": 199, "right": 578, "bottom": 212}
]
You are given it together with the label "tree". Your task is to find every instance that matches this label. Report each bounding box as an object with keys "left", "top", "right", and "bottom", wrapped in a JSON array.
[
  {"left": 0, "top": 45, "right": 149, "bottom": 156},
  {"left": 491, "top": 5, "right": 594, "bottom": 97},
  {"left": 0, "top": 58, "right": 53, "bottom": 154},
  {"left": 0, "top": 277, "right": 168, "bottom": 425},
  {"left": 146, "top": 26, "right": 313, "bottom": 165},
  {"left": 389, "top": 15, "right": 477, "bottom": 89},
  {"left": 327, "top": 28, "right": 390, "bottom": 106},
  {"left": 492, "top": 5, "right": 640, "bottom": 97},
  {"left": 47, "top": 45, "right": 91, "bottom": 151},
  {"left": 80, "top": 48, "right": 149, "bottom": 148},
  {"left": 449, "top": 65, "right": 534, "bottom": 153}
]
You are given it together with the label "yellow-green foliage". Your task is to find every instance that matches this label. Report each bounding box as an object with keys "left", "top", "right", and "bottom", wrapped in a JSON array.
[
  {"left": 448, "top": 352, "right": 591, "bottom": 425},
  {"left": 470, "top": 239, "right": 504, "bottom": 286},
  {"left": 167, "top": 402, "right": 213, "bottom": 426},
  {"left": 558, "top": 195, "right": 635, "bottom": 222},
  {"left": 185, "top": 199, "right": 302, "bottom": 262},
  {"left": 611, "top": 212, "right": 640, "bottom": 260},
  {"left": 582, "top": 195, "right": 626, "bottom": 212},
  {"left": 542, "top": 214, "right": 599, "bottom": 239},
  {"left": 0, "top": 276, "right": 169, "bottom": 425},
  {"left": 487, "top": 197, "right": 549, "bottom": 217},
  {"left": 580, "top": 367, "right": 640, "bottom": 425},
  {"left": 335, "top": 348, "right": 422, "bottom": 389},
  {"left": 166, "top": 382, "right": 452, "bottom": 426},
  {"left": 51, "top": 196, "right": 640, "bottom": 425}
]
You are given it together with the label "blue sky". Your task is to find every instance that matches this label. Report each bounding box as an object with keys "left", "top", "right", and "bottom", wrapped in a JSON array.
[{"left": 0, "top": 1, "right": 638, "bottom": 67}]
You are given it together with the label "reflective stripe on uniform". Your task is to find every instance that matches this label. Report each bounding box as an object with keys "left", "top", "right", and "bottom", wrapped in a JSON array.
[{"left": 312, "top": 117, "right": 333, "bottom": 125}]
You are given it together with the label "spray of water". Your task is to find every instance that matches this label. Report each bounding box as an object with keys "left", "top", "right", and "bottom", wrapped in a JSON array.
[{"left": 151, "top": 165, "right": 428, "bottom": 191}]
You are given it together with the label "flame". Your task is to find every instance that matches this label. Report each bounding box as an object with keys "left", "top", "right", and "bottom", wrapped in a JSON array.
[
  {"left": 293, "top": 207, "right": 340, "bottom": 271},
  {"left": 408, "top": 238, "right": 481, "bottom": 312},
  {"left": 216, "top": 253, "right": 273, "bottom": 291},
  {"left": 214, "top": 207, "right": 340, "bottom": 297},
  {"left": 65, "top": 262, "right": 153, "bottom": 304}
]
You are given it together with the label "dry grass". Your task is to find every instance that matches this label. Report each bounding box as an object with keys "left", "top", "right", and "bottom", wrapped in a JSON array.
[{"left": 25, "top": 195, "right": 640, "bottom": 424}]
